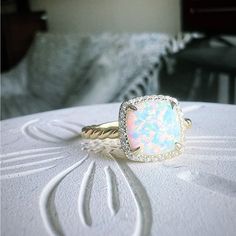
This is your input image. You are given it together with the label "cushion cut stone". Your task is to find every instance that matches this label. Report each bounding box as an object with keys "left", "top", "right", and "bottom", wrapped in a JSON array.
[{"left": 126, "top": 100, "right": 181, "bottom": 156}]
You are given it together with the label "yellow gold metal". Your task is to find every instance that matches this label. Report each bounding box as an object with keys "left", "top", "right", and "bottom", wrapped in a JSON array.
[
  {"left": 175, "top": 142, "right": 183, "bottom": 150},
  {"left": 132, "top": 146, "right": 141, "bottom": 154},
  {"left": 128, "top": 104, "right": 137, "bottom": 111},
  {"left": 171, "top": 101, "right": 176, "bottom": 109},
  {"left": 184, "top": 118, "right": 192, "bottom": 129},
  {"left": 81, "top": 122, "right": 119, "bottom": 139}
]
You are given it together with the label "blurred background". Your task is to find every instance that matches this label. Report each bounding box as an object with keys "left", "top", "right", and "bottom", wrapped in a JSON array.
[{"left": 1, "top": 0, "right": 236, "bottom": 120}]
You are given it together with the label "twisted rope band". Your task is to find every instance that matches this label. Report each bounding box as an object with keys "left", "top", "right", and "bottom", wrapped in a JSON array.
[{"left": 81, "top": 122, "right": 119, "bottom": 139}]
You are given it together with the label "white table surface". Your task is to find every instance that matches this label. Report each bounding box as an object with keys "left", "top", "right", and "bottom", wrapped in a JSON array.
[{"left": 1, "top": 102, "right": 236, "bottom": 236}]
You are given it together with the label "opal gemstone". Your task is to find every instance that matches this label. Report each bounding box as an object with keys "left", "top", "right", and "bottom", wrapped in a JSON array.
[{"left": 126, "top": 100, "right": 181, "bottom": 156}]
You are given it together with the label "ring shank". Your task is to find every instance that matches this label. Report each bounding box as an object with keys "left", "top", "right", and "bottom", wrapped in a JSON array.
[
  {"left": 81, "top": 122, "right": 119, "bottom": 139},
  {"left": 81, "top": 118, "right": 191, "bottom": 140}
]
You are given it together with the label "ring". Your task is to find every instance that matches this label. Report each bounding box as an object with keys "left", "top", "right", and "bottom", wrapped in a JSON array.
[{"left": 81, "top": 95, "right": 192, "bottom": 162}]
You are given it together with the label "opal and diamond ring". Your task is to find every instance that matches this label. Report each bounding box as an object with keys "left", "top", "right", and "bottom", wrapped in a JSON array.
[{"left": 81, "top": 95, "right": 191, "bottom": 162}]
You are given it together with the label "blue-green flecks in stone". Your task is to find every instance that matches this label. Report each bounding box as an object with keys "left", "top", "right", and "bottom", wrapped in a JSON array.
[{"left": 127, "top": 100, "right": 181, "bottom": 155}]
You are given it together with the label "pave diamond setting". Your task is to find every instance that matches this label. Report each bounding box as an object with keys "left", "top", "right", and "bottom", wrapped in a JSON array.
[{"left": 119, "top": 95, "right": 185, "bottom": 162}]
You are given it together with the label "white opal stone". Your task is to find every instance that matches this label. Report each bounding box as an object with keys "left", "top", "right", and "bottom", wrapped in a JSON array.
[{"left": 126, "top": 100, "right": 181, "bottom": 156}]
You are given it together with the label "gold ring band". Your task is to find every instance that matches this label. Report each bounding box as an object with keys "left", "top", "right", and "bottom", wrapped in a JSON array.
[
  {"left": 81, "top": 122, "right": 119, "bottom": 139},
  {"left": 81, "top": 118, "right": 191, "bottom": 140}
]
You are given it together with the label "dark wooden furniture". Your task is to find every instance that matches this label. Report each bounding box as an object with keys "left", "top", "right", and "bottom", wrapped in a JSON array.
[
  {"left": 181, "top": 0, "right": 236, "bottom": 35},
  {"left": 179, "top": 0, "right": 236, "bottom": 104},
  {"left": 1, "top": 0, "right": 47, "bottom": 72},
  {"left": 177, "top": 47, "right": 236, "bottom": 104}
]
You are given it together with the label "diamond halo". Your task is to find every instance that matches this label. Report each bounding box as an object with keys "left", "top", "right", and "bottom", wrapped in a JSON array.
[{"left": 119, "top": 95, "right": 186, "bottom": 162}]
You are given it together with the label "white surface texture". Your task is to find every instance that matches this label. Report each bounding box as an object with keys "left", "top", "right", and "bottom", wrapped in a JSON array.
[{"left": 1, "top": 102, "right": 236, "bottom": 236}]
